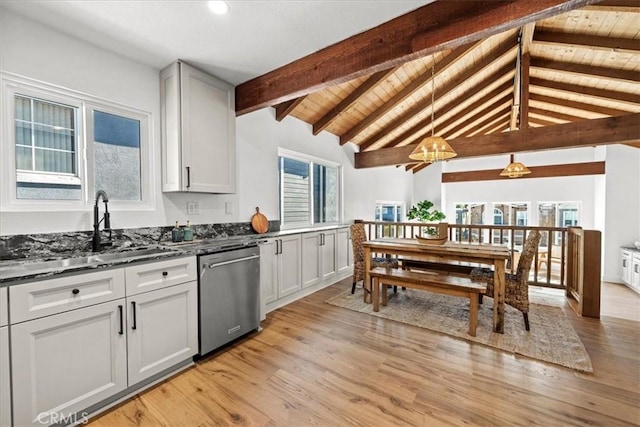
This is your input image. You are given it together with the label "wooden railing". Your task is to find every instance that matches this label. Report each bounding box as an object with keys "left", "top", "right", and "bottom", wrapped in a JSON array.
[
  {"left": 566, "top": 227, "right": 601, "bottom": 318},
  {"left": 357, "top": 220, "right": 572, "bottom": 289}
]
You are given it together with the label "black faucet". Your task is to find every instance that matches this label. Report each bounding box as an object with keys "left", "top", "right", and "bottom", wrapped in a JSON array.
[{"left": 92, "top": 190, "right": 112, "bottom": 252}]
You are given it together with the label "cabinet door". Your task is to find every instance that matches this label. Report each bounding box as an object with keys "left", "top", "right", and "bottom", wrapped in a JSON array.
[
  {"left": 336, "top": 228, "right": 352, "bottom": 274},
  {"left": 632, "top": 255, "right": 640, "bottom": 292},
  {"left": 301, "top": 232, "right": 321, "bottom": 288},
  {"left": 278, "top": 235, "right": 302, "bottom": 298},
  {"left": 259, "top": 239, "right": 278, "bottom": 319},
  {"left": 0, "top": 326, "right": 10, "bottom": 427},
  {"left": 11, "top": 300, "right": 127, "bottom": 427},
  {"left": 321, "top": 231, "right": 337, "bottom": 281},
  {"left": 0, "top": 287, "right": 6, "bottom": 327},
  {"left": 181, "top": 63, "right": 236, "bottom": 193},
  {"left": 127, "top": 281, "right": 198, "bottom": 385},
  {"left": 621, "top": 250, "right": 632, "bottom": 285}
]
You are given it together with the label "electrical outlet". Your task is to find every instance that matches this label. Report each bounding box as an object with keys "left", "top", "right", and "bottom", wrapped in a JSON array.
[{"left": 187, "top": 202, "right": 200, "bottom": 215}]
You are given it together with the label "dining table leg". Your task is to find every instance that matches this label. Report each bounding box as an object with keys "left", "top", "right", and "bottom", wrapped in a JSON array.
[
  {"left": 493, "top": 259, "right": 506, "bottom": 334},
  {"left": 364, "top": 247, "right": 372, "bottom": 304}
]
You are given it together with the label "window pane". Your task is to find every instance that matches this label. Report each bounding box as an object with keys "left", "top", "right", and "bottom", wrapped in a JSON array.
[
  {"left": 16, "top": 146, "right": 31, "bottom": 170},
  {"left": 313, "top": 163, "right": 338, "bottom": 224},
  {"left": 280, "top": 157, "right": 310, "bottom": 226},
  {"left": 15, "top": 95, "right": 80, "bottom": 200},
  {"left": 93, "top": 110, "right": 141, "bottom": 201}
]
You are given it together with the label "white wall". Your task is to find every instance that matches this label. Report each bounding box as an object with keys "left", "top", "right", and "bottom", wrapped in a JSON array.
[
  {"left": 0, "top": 10, "right": 413, "bottom": 235},
  {"left": 603, "top": 145, "right": 640, "bottom": 282},
  {"left": 235, "top": 109, "right": 413, "bottom": 224}
]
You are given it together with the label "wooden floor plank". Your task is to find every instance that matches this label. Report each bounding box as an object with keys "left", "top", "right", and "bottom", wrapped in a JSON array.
[{"left": 90, "top": 279, "right": 640, "bottom": 427}]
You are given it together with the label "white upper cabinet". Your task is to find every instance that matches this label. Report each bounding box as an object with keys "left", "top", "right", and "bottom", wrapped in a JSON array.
[{"left": 160, "top": 60, "right": 236, "bottom": 193}]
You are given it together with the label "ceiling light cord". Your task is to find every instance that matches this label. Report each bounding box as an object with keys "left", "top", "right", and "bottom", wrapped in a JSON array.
[{"left": 408, "top": 55, "right": 457, "bottom": 164}]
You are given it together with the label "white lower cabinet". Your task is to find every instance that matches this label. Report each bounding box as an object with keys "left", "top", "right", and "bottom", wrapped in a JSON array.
[
  {"left": 1, "top": 326, "right": 10, "bottom": 427},
  {"left": 259, "top": 239, "right": 278, "bottom": 320},
  {"left": 11, "top": 300, "right": 128, "bottom": 427},
  {"left": 336, "top": 227, "right": 352, "bottom": 274},
  {"left": 259, "top": 234, "right": 302, "bottom": 315},
  {"left": 301, "top": 232, "right": 322, "bottom": 288},
  {"left": 621, "top": 249, "right": 632, "bottom": 285},
  {"left": 261, "top": 228, "right": 352, "bottom": 317},
  {"left": 277, "top": 235, "right": 303, "bottom": 298},
  {"left": 0, "top": 287, "right": 7, "bottom": 327},
  {"left": 631, "top": 253, "right": 640, "bottom": 293},
  {"left": 9, "top": 256, "right": 198, "bottom": 426},
  {"left": 302, "top": 231, "right": 337, "bottom": 289},
  {"left": 127, "top": 280, "right": 198, "bottom": 385}
]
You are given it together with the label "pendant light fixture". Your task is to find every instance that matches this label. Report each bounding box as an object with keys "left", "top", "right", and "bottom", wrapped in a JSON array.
[
  {"left": 409, "top": 60, "right": 457, "bottom": 163},
  {"left": 500, "top": 153, "right": 531, "bottom": 178},
  {"left": 499, "top": 31, "right": 531, "bottom": 179}
]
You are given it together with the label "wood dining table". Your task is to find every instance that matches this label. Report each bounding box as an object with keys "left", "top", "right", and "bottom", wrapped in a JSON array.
[{"left": 363, "top": 239, "right": 511, "bottom": 334}]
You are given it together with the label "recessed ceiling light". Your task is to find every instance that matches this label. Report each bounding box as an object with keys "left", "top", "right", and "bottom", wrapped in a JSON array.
[{"left": 208, "top": 1, "right": 229, "bottom": 15}]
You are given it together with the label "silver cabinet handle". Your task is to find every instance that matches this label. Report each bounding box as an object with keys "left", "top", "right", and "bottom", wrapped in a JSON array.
[{"left": 205, "top": 255, "right": 260, "bottom": 269}]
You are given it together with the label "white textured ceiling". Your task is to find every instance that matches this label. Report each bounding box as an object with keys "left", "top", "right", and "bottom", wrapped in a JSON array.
[{"left": 0, "top": 0, "right": 432, "bottom": 85}]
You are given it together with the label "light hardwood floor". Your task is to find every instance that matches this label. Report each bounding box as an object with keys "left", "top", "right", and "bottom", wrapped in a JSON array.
[{"left": 90, "top": 280, "right": 640, "bottom": 426}]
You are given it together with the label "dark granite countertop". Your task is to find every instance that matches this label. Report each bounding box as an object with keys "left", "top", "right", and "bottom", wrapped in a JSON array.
[{"left": 0, "top": 224, "right": 351, "bottom": 285}]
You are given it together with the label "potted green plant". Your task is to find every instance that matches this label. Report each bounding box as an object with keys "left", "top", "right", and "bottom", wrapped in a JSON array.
[{"left": 407, "top": 200, "right": 446, "bottom": 236}]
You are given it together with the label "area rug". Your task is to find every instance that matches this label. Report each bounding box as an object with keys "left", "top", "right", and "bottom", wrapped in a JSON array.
[{"left": 326, "top": 288, "right": 593, "bottom": 373}]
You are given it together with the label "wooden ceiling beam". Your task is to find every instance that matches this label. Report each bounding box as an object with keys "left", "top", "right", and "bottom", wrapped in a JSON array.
[
  {"left": 312, "top": 68, "right": 396, "bottom": 135},
  {"left": 412, "top": 163, "right": 430, "bottom": 174},
  {"left": 442, "top": 161, "right": 605, "bottom": 182},
  {"left": 382, "top": 88, "right": 512, "bottom": 151},
  {"left": 464, "top": 110, "right": 512, "bottom": 138},
  {"left": 520, "top": 52, "right": 531, "bottom": 129},
  {"left": 354, "top": 113, "right": 640, "bottom": 168},
  {"left": 339, "top": 42, "right": 478, "bottom": 145},
  {"left": 529, "top": 116, "right": 565, "bottom": 126},
  {"left": 274, "top": 96, "right": 306, "bottom": 121},
  {"left": 433, "top": 93, "right": 513, "bottom": 140},
  {"left": 533, "top": 30, "right": 640, "bottom": 52},
  {"left": 235, "top": 0, "right": 598, "bottom": 115},
  {"left": 358, "top": 42, "right": 517, "bottom": 150},
  {"left": 521, "top": 22, "right": 536, "bottom": 55},
  {"left": 582, "top": 0, "right": 640, "bottom": 12},
  {"left": 444, "top": 100, "right": 512, "bottom": 140},
  {"left": 529, "top": 93, "right": 632, "bottom": 116},
  {"left": 529, "top": 106, "right": 589, "bottom": 122},
  {"left": 531, "top": 58, "right": 638, "bottom": 83},
  {"left": 369, "top": 70, "right": 514, "bottom": 150},
  {"left": 530, "top": 77, "right": 640, "bottom": 105}
]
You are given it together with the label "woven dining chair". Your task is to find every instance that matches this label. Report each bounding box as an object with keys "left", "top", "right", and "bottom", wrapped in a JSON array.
[
  {"left": 470, "top": 229, "right": 541, "bottom": 331},
  {"left": 350, "top": 223, "right": 399, "bottom": 295}
]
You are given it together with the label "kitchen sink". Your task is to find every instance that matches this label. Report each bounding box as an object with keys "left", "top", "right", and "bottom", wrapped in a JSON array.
[{"left": 0, "top": 246, "right": 181, "bottom": 278}]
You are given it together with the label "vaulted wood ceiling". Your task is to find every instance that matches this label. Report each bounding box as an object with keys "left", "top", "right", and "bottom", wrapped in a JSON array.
[{"left": 236, "top": 0, "right": 640, "bottom": 173}]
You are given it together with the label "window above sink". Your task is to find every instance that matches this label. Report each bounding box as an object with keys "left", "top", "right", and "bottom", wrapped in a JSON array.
[{"left": 1, "top": 72, "right": 154, "bottom": 212}]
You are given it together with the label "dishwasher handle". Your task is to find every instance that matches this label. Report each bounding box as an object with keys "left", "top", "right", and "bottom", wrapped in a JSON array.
[{"left": 203, "top": 254, "right": 259, "bottom": 269}]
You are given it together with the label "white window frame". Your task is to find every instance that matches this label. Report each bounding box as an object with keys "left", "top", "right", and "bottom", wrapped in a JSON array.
[
  {"left": 1, "top": 72, "right": 154, "bottom": 212},
  {"left": 375, "top": 200, "right": 405, "bottom": 222},
  {"left": 278, "top": 148, "right": 342, "bottom": 230}
]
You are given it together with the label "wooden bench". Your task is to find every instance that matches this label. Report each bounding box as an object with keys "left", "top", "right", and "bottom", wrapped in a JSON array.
[
  {"left": 400, "top": 258, "right": 477, "bottom": 276},
  {"left": 369, "top": 267, "right": 487, "bottom": 336}
]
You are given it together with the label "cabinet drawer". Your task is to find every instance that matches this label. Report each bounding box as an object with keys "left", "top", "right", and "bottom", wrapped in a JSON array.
[
  {"left": 125, "top": 256, "right": 196, "bottom": 296},
  {"left": 0, "top": 287, "right": 7, "bottom": 327},
  {"left": 10, "top": 269, "right": 126, "bottom": 324}
]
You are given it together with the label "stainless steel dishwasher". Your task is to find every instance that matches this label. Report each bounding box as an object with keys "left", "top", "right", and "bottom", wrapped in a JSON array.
[{"left": 198, "top": 244, "right": 260, "bottom": 356}]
